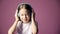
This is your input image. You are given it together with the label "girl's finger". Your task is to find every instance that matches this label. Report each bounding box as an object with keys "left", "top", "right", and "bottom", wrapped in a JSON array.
[{"left": 15, "top": 9, "right": 18, "bottom": 16}]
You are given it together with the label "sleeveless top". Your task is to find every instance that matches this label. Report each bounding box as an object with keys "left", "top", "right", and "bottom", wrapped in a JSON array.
[{"left": 17, "top": 21, "right": 32, "bottom": 34}]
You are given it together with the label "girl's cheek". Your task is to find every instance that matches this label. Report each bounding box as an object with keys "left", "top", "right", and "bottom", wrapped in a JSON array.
[
  {"left": 20, "top": 16, "right": 23, "bottom": 19},
  {"left": 26, "top": 15, "right": 30, "bottom": 18},
  {"left": 26, "top": 16, "right": 28, "bottom": 17}
]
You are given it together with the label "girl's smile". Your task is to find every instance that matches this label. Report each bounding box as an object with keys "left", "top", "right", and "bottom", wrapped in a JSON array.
[{"left": 19, "top": 8, "right": 30, "bottom": 23}]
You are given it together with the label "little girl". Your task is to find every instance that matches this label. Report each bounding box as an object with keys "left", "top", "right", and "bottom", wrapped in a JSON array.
[{"left": 8, "top": 3, "right": 37, "bottom": 34}]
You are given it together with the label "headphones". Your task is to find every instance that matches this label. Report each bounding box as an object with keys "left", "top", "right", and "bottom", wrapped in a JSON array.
[
  {"left": 17, "top": 12, "right": 20, "bottom": 17},
  {"left": 17, "top": 12, "right": 21, "bottom": 21}
]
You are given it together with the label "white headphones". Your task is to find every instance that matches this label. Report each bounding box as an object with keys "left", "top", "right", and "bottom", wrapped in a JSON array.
[{"left": 17, "top": 13, "right": 20, "bottom": 17}]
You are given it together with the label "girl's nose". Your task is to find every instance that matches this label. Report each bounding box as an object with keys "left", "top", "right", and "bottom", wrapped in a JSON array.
[{"left": 23, "top": 15, "right": 27, "bottom": 18}]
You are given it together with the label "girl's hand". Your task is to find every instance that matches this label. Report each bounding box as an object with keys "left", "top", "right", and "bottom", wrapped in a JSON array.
[
  {"left": 31, "top": 9, "right": 37, "bottom": 34},
  {"left": 15, "top": 10, "right": 19, "bottom": 21},
  {"left": 31, "top": 9, "right": 35, "bottom": 21}
]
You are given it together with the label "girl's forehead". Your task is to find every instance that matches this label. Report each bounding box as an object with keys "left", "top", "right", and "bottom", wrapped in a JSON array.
[{"left": 19, "top": 8, "right": 29, "bottom": 13}]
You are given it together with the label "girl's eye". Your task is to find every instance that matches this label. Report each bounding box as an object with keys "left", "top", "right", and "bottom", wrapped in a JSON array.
[
  {"left": 26, "top": 14, "right": 29, "bottom": 16},
  {"left": 21, "top": 14, "right": 23, "bottom": 16},
  {"left": 20, "top": 14, "right": 29, "bottom": 16}
]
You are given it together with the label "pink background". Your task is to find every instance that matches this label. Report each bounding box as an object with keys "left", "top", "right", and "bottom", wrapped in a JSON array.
[{"left": 0, "top": 0, "right": 60, "bottom": 34}]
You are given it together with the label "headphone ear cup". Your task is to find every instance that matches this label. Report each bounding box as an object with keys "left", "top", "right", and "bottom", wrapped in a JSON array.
[{"left": 17, "top": 13, "right": 20, "bottom": 17}]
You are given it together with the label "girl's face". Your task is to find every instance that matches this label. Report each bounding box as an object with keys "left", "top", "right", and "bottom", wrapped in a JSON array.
[{"left": 19, "top": 8, "right": 30, "bottom": 23}]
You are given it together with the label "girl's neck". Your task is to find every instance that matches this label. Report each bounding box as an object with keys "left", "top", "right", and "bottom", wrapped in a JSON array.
[{"left": 22, "top": 21, "right": 31, "bottom": 24}]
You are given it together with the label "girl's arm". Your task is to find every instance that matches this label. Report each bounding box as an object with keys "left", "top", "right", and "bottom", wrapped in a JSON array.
[
  {"left": 31, "top": 10, "right": 37, "bottom": 34},
  {"left": 32, "top": 19, "right": 37, "bottom": 34},
  {"left": 8, "top": 10, "right": 19, "bottom": 34},
  {"left": 8, "top": 20, "right": 18, "bottom": 34}
]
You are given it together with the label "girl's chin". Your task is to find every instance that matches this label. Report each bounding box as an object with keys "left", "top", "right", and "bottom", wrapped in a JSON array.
[
  {"left": 22, "top": 21, "right": 29, "bottom": 23},
  {"left": 23, "top": 21, "right": 28, "bottom": 23}
]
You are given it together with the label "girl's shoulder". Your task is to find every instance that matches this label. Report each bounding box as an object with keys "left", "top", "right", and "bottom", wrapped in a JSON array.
[{"left": 17, "top": 21, "right": 22, "bottom": 27}]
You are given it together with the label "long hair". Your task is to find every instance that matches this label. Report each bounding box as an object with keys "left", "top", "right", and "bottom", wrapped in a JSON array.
[{"left": 16, "top": 3, "right": 32, "bottom": 21}]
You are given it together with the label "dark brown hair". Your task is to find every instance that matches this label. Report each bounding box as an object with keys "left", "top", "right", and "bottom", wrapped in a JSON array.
[{"left": 17, "top": 3, "right": 32, "bottom": 21}]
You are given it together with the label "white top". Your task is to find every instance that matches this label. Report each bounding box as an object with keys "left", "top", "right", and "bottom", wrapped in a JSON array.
[{"left": 17, "top": 21, "right": 32, "bottom": 34}]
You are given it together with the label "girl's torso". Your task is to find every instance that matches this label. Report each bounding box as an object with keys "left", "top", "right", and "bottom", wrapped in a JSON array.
[{"left": 17, "top": 21, "right": 32, "bottom": 34}]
